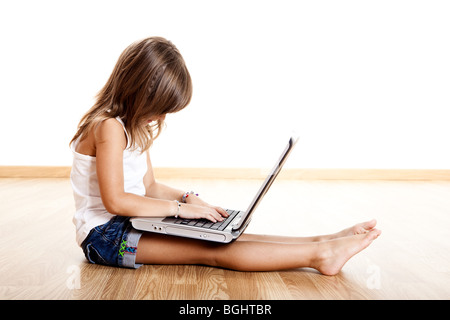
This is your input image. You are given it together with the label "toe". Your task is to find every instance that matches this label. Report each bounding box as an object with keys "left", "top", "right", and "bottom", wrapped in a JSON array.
[
  {"left": 367, "top": 228, "right": 382, "bottom": 240},
  {"left": 362, "top": 219, "right": 377, "bottom": 231}
]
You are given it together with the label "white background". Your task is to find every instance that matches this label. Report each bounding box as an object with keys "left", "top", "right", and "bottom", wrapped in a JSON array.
[{"left": 1, "top": 0, "right": 449, "bottom": 169}]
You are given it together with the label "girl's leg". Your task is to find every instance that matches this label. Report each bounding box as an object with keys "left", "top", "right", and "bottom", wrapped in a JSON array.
[
  {"left": 135, "top": 228, "right": 381, "bottom": 275},
  {"left": 238, "top": 219, "right": 378, "bottom": 243}
]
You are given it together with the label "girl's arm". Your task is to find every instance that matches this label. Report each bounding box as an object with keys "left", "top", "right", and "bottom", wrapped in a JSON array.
[
  {"left": 143, "top": 151, "right": 185, "bottom": 201},
  {"left": 95, "top": 118, "right": 226, "bottom": 221},
  {"left": 143, "top": 147, "right": 229, "bottom": 218}
]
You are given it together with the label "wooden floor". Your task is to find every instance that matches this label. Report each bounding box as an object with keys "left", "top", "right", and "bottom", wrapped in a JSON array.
[{"left": 1, "top": 177, "right": 449, "bottom": 300}]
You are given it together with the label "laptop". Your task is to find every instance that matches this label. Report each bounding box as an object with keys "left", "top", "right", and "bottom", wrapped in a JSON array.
[{"left": 131, "top": 136, "right": 299, "bottom": 243}]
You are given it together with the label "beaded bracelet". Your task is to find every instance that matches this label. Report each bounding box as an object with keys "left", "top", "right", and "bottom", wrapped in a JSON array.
[{"left": 182, "top": 191, "right": 199, "bottom": 203}]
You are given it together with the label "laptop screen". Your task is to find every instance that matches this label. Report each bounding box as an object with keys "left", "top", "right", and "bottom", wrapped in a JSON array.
[{"left": 232, "top": 136, "right": 298, "bottom": 231}]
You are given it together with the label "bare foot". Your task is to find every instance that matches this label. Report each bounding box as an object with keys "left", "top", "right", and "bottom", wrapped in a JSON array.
[
  {"left": 311, "top": 228, "right": 381, "bottom": 276},
  {"left": 320, "top": 219, "right": 378, "bottom": 241}
]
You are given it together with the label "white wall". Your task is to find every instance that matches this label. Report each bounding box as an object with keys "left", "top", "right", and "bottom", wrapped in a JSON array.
[{"left": 1, "top": 0, "right": 449, "bottom": 169}]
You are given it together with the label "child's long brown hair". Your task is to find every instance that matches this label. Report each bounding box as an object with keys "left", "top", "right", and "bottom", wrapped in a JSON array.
[{"left": 70, "top": 36, "right": 192, "bottom": 151}]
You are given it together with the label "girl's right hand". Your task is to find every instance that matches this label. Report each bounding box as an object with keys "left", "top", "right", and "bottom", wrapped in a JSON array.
[{"left": 176, "top": 203, "right": 226, "bottom": 223}]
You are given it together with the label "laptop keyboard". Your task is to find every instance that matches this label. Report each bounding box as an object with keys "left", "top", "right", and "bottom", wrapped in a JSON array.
[{"left": 162, "top": 209, "right": 240, "bottom": 231}]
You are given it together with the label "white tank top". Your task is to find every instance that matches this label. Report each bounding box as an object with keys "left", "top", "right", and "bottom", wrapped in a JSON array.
[{"left": 70, "top": 117, "right": 148, "bottom": 246}]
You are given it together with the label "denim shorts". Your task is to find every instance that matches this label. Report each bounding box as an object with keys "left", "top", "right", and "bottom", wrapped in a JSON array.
[{"left": 81, "top": 216, "right": 143, "bottom": 269}]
